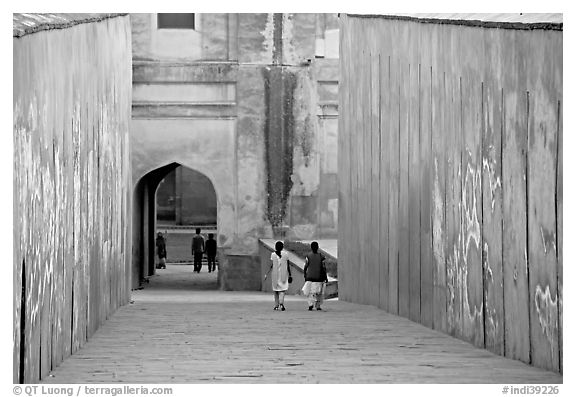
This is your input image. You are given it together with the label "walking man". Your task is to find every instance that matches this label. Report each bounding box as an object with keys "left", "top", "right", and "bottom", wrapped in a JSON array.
[
  {"left": 302, "top": 241, "right": 328, "bottom": 310},
  {"left": 191, "top": 228, "right": 205, "bottom": 273}
]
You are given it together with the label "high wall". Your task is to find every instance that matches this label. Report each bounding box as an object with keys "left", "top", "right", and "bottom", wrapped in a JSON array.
[
  {"left": 338, "top": 14, "right": 562, "bottom": 372},
  {"left": 13, "top": 14, "right": 133, "bottom": 383},
  {"left": 130, "top": 14, "right": 339, "bottom": 290}
]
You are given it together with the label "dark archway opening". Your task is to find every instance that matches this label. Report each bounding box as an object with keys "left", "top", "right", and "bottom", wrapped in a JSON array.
[
  {"left": 156, "top": 166, "right": 217, "bottom": 227},
  {"left": 132, "top": 163, "right": 219, "bottom": 291}
]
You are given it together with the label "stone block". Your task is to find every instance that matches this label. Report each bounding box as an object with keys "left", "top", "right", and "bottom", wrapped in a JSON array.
[{"left": 219, "top": 254, "right": 261, "bottom": 291}]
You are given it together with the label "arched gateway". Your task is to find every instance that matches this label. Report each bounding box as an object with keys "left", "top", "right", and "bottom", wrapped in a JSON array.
[{"left": 132, "top": 162, "right": 220, "bottom": 288}]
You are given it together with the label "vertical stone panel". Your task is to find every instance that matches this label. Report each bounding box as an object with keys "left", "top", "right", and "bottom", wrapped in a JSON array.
[
  {"left": 13, "top": 112, "right": 23, "bottom": 383},
  {"left": 407, "top": 24, "right": 421, "bottom": 322},
  {"left": 398, "top": 22, "right": 411, "bottom": 318},
  {"left": 369, "top": 22, "right": 381, "bottom": 306},
  {"left": 350, "top": 19, "right": 361, "bottom": 303},
  {"left": 526, "top": 32, "right": 561, "bottom": 372},
  {"left": 460, "top": 27, "right": 484, "bottom": 348},
  {"left": 340, "top": 19, "right": 351, "bottom": 302},
  {"left": 378, "top": 41, "right": 390, "bottom": 311},
  {"left": 431, "top": 22, "right": 447, "bottom": 333},
  {"left": 359, "top": 42, "right": 369, "bottom": 305},
  {"left": 236, "top": 65, "right": 267, "bottom": 252},
  {"left": 556, "top": 98, "right": 562, "bottom": 374},
  {"left": 337, "top": 19, "right": 349, "bottom": 301},
  {"left": 353, "top": 17, "right": 362, "bottom": 304},
  {"left": 419, "top": 24, "right": 434, "bottom": 329},
  {"left": 339, "top": 15, "right": 350, "bottom": 301},
  {"left": 387, "top": 21, "right": 400, "bottom": 314},
  {"left": 62, "top": 51, "right": 75, "bottom": 365},
  {"left": 445, "top": 24, "right": 463, "bottom": 338},
  {"left": 554, "top": 34, "right": 562, "bottom": 373},
  {"left": 481, "top": 27, "right": 505, "bottom": 356},
  {"left": 502, "top": 30, "right": 531, "bottom": 365},
  {"left": 71, "top": 28, "right": 87, "bottom": 354},
  {"left": 347, "top": 20, "right": 355, "bottom": 303}
]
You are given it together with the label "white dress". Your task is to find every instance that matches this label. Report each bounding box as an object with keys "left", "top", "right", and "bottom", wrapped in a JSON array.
[{"left": 270, "top": 252, "right": 289, "bottom": 292}]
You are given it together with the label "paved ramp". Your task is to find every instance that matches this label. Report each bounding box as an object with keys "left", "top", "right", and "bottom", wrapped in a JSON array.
[{"left": 42, "top": 265, "right": 562, "bottom": 383}]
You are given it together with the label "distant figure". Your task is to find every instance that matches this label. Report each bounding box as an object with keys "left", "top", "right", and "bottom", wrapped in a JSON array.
[
  {"left": 191, "top": 228, "right": 205, "bottom": 273},
  {"left": 155, "top": 232, "right": 167, "bottom": 269},
  {"left": 302, "top": 241, "right": 328, "bottom": 310},
  {"left": 264, "top": 241, "right": 292, "bottom": 311},
  {"left": 205, "top": 233, "right": 217, "bottom": 273}
]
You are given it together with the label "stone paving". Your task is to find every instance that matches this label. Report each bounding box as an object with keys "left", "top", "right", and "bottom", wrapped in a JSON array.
[{"left": 42, "top": 265, "right": 562, "bottom": 384}]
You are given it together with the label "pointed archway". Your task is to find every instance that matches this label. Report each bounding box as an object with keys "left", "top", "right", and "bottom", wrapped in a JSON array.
[{"left": 132, "top": 162, "right": 218, "bottom": 289}]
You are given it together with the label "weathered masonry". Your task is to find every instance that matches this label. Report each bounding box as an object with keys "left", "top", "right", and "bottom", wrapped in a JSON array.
[
  {"left": 13, "top": 14, "right": 133, "bottom": 383},
  {"left": 338, "top": 14, "right": 562, "bottom": 372},
  {"left": 130, "top": 14, "right": 339, "bottom": 290}
]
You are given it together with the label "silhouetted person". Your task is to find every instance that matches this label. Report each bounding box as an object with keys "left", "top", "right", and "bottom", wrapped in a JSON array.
[
  {"left": 156, "top": 232, "right": 167, "bottom": 269},
  {"left": 206, "top": 233, "right": 217, "bottom": 273},
  {"left": 191, "top": 228, "right": 205, "bottom": 273},
  {"left": 302, "top": 241, "right": 328, "bottom": 310}
]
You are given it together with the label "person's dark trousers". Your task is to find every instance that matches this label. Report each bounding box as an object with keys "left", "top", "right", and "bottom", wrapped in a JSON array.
[
  {"left": 207, "top": 255, "right": 216, "bottom": 272},
  {"left": 194, "top": 252, "right": 203, "bottom": 272}
]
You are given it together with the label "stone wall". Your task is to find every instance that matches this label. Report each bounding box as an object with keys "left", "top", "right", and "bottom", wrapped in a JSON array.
[
  {"left": 219, "top": 254, "right": 262, "bottom": 291},
  {"left": 338, "top": 14, "right": 562, "bottom": 372},
  {"left": 13, "top": 14, "right": 133, "bottom": 383}
]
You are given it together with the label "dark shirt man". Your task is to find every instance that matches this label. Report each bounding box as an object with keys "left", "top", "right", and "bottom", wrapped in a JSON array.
[
  {"left": 205, "top": 233, "right": 217, "bottom": 273},
  {"left": 304, "top": 252, "right": 328, "bottom": 282},
  {"left": 191, "top": 228, "right": 205, "bottom": 273},
  {"left": 303, "top": 241, "right": 328, "bottom": 311}
]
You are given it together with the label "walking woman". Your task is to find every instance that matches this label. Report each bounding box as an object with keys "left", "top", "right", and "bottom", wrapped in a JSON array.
[{"left": 264, "top": 241, "right": 292, "bottom": 311}]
